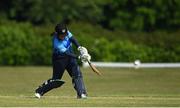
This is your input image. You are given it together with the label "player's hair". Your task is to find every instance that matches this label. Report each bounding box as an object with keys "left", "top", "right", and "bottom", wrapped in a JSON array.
[{"left": 55, "top": 23, "right": 68, "bottom": 35}]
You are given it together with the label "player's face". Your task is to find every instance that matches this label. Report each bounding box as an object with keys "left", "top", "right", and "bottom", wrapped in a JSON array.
[{"left": 58, "top": 34, "right": 66, "bottom": 40}]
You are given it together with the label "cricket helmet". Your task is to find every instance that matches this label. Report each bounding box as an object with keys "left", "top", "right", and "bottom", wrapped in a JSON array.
[{"left": 55, "top": 23, "right": 68, "bottom": 35}]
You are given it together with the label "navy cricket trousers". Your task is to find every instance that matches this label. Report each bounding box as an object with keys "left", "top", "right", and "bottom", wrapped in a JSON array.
[{"left": 52, "top": 54, "right": 87, "bottom": 96}]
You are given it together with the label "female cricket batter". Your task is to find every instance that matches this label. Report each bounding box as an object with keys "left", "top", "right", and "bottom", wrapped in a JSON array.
[{"left": 35, "top": 23, "right": 91, "bottom": 99}]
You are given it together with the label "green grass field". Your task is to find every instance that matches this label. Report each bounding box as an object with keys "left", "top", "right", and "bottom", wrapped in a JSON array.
[{"left": 0, "top": 66, "right": 180, "bottom": 107}]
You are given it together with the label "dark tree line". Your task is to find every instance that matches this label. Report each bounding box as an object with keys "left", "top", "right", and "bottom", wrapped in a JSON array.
[{"left": 0, "top": 0, "right": 179, "bottom": 31}]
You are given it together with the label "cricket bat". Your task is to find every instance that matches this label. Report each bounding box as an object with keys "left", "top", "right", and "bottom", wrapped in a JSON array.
[{"left": 87, "top": 60, "right": 102, "bottom": 76}]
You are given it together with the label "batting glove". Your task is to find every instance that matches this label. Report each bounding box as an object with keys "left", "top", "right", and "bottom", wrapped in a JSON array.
[
  {"left": 79, "top": 53, "right": 91, "bottom": 63},
  {"left": 78, "top": 46, "right": 88, "bottom": 55}
]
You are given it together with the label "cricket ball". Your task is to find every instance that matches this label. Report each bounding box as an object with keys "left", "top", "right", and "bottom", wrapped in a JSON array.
[{"left": 134, "top": 60, "right": 141, "bottom": 68}]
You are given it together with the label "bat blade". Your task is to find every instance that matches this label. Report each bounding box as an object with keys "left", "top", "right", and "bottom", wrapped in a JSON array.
[{"left": 87, "top": 61, "right": 102, "bottom": 76}]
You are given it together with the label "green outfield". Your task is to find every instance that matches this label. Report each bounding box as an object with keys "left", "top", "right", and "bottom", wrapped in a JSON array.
[{"left": 0, "top": 67, "right": 180, "bottom": 107}]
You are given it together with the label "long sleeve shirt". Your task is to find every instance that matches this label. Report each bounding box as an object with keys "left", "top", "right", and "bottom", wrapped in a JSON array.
[{"left": 52, "top": 31, "right": 80, "bottom": 59}]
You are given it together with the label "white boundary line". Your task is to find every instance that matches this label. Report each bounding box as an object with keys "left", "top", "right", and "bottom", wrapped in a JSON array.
[{"left": 83, "top": 62, "right": 180, "bottom": 68}]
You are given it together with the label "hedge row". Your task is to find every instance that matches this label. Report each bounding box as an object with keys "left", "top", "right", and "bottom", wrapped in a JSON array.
[
  {"left": 0, "top": 22, "right": 51, "bottom": 65},
  {"left": 0, "top": 21, "right": 179, "bottom": 65}
]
